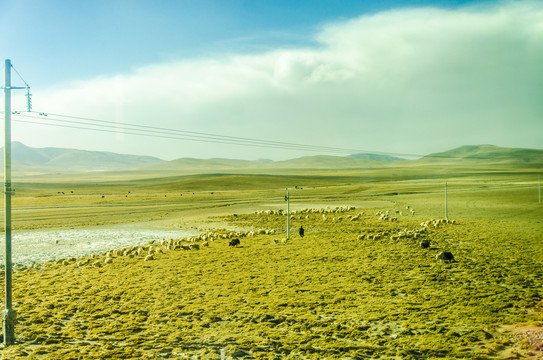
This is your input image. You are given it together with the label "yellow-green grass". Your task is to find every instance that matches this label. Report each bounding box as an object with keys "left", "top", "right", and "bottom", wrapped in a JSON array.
[
  {"left": 0, "top": 164, "right": 541, "bottom": 359},
  {"left": 3, "top": 164, "right": 541, "bottom": 230}
]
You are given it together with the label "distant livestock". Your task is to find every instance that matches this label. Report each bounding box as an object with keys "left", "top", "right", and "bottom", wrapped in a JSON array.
[
  {"left": 436, "top": 251, "right": 455, "bottom": 262},
  {"left": 229, "top": 238, "right": 240, "bottom": 247},
  {"left": 255, "top": 206, "right": 355, "bottom": 217},
  {"left": 299, "top": 226, "right": 305, "bottom": 238},
  {"left": 419, "top": 239, "right": 430, "bottom": 249}
]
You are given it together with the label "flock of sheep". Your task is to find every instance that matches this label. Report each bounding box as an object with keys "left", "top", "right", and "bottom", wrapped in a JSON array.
[
  {"left": 39, "top": 227, "right": 287, "bottom": 269},
  {"left": 255, "top": 206, "right": 364, "bottom": 223},
  {"left": 31, "top": 204, "right": 459, "bottom": 270},
  {"left": 254, "top": 206, "right": 356, "bottom": 217}
]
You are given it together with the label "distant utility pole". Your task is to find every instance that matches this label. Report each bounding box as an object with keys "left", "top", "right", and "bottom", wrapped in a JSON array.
[
  {"left": 539, "top": 175, "right": 541, "bottom": 204},
  {"left": 285, "top": 190, "right": 290, "bottom": 240},
  {"left": 2, "top": 59, "right": 25, "bottom": 346},
  {"left": 444, "top": 181, "right": 448, "bottom": 220}
]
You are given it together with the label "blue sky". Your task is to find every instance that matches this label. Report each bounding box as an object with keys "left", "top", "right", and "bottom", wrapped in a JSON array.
[
  {"left": 1, "top": 0, "right": 541, "bottom": 160},
  {"left": 4, "top": 0, "right": 489, "bottom": 88}
]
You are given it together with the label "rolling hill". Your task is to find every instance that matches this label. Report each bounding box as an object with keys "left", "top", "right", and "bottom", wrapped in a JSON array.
[
  {"left": 348, "top": 153, "right": 406, "bottom": 162},
  {"left": 143, "top": 155, "right": 385, "bottom": 175},
  {"left": 2, "top": 142, "right": 541, "bottom": 179},
  {"left": 0, "top": 142, "right": 165, "bottom": 172},
  {"left": 422, "top": 144, "right": 543, "bottom": 164}
]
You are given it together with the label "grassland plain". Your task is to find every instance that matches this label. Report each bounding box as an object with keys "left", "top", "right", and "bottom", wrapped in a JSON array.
[{"left": 0, "top": 167, "right": 541, "bottom": 359}]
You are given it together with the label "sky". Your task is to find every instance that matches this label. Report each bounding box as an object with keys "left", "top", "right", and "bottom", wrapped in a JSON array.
[{"left": 1, "top": 0, "right": 542, "bottom": 161}]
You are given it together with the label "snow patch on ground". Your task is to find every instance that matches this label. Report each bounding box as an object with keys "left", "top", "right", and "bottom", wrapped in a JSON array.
[{"left": 0, "top": 225, "right": 199, "bottom": 265}]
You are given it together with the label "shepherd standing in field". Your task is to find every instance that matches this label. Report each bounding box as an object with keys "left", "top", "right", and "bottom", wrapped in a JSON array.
[{"left": 299, "top": 226, "right": 305, "bottom": 238}]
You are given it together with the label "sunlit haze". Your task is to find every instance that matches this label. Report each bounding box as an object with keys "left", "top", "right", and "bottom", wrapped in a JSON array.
[{"left": 2, "top": 0, "right": 542, "bottom": 160}]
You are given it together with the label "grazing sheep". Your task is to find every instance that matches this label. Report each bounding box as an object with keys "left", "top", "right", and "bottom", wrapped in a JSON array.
[
  {"left": 144, "top": 254, "right": 154, "bottom": 261},
  {"left": 420, "top": 239, "right": 430, "bottom": 249},
  {"left": 229, "top": 238, "right": 240, "bottom": 247},
  {"left": 104, "top": 257, "right": 113, "bottom": 264},
  {"left": 299, "top": 226, "right": 305, "bottom": 238},
  {"left": 77, "top": 259, "right": 89, "bottom": 267}
]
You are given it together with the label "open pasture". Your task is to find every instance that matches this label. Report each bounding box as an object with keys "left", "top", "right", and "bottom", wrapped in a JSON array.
[{"left": 0, "top": 166, "right": 541, "bottom": 359}]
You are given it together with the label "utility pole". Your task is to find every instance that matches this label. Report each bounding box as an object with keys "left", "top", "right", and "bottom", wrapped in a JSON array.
[
  {"left": 539, "top": 175, "right": 541, "bottom": 204},
  {"left": 444, "top": 181, "right": 448, "bottom": 220},
  {"left": 3, "top": 59, "right": 18, "bottom": 346},
  {"left": 285, "top": 190, "right": 290, "bottom": 240}
]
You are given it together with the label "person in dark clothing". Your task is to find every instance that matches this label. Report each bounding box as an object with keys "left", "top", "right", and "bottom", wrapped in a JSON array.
[{"left": 299, "top": 226, "right": 305, "bottom": 238}]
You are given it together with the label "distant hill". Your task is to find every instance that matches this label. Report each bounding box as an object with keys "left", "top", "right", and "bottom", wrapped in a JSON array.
[
  {"left": 145, "top": 157, "right": 264, "bottom": 172},
  {"left": 422, "top": 145, "right": 543, "bottom": 163},
  {"left": 0, "top": 142, "right": 164, "bottom": 171},
  {"left": 348, "top": 153, "right": 405, "bottom": 162},
  {"left": 3, "top": 142, "right": 540, "bottom": 178},
  {"left": 270, "top": 155, "right": 377, "bottom": 169},
  {"left": 146, "top": 155, "right": 382, "bottom": 174}
]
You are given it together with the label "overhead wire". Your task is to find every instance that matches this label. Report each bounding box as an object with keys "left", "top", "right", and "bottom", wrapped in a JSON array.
[
  {"left": 9, "top": 111, "right": 422, "bottom": 157},
  {"left": 13, "top": 117, "right": 354, "bottom": 153},
  {"left": 31, "top": 112, "right": 364, "bottom": 153},
  {"left": 12, "top": 113, "right": 352, "bottom": 153},
  {"left": 2, "top": 110, "right": 539, "bottom": 161},
  {"left": 1, "top": 63, "right": 540, "bottom": 161},
  {"left": 10, "top": 65, "right": 30, "bottom": 88},
  {"left": 38, "top": 112, "right": 355, "bottom": 152}
]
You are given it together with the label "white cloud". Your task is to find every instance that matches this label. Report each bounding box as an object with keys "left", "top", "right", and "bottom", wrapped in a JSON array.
[{"left": 17, "top": 1, "right": 543, "bottom": 160}]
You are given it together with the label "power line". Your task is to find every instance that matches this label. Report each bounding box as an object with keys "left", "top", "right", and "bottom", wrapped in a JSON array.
[
  {"left": 12, "top": 114, "right": 352, "bottom": 153},
  {"left": 36, "top": 111, "right": 407, "bottom": 155},
  {"left": 9, "top": 111, "right": 421, "bottom": 157},
  {"left": 14, "top": 117, "right": 356, "bottom": 153},
  {"left": 37, "top": 112, "right": 353, "bottom": 152},
  {"left": 10, "top": 65, "right": 29, "bottom": 88},
  {"left": 3, "top": 110, "right": 540, "bottom": 161}
]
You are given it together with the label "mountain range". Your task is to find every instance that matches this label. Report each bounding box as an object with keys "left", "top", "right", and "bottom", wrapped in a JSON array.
[
  {"left": 1, "top": 142, "right": 541, "bottom": 176},
  {"left": 0, "top": 142, "right": 164, "bottom": 172},
  {"left": 422, "top": 144, "right": 543, "bottom": 163}
]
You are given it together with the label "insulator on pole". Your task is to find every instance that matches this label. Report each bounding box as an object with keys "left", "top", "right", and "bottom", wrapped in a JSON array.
[{"left": 25, "top": 87, "right": 32, "bottom": 112}]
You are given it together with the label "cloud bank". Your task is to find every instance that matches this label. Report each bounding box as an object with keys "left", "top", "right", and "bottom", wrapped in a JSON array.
[{"left": 20, "top": 1, "right": 543, "bottom": 160}]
